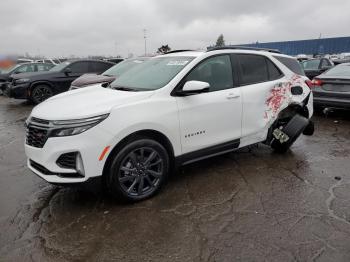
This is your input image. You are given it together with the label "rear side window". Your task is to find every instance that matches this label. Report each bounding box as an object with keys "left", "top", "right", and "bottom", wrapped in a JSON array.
[
  {"left": 90, "top": 62, "right": 113, "bottom": 73},
  {"left": 274, "top": 56, "right": 305, "bottom": 75},
  {"left": 266, "top": 59, "right": 283, "bottom": 80},
  {"left": 238, "top": 54, "right": 268, "bottom": 85}
]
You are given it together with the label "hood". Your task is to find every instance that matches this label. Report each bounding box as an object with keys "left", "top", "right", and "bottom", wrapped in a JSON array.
[
  {"left": 71, "top": 73, "right": 116, "bottom": 88},
  {"left": 0, "top": 73, "right": 10, "bottom": 80},
  {"left": 30, "top": 85, "right": 154, "bottom": 120}
]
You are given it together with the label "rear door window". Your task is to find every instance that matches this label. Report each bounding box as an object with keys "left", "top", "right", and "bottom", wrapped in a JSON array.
[
  {"left": 237, "top": 54, "right": 269, "bottom": 85},
  {"left": 69, "top": 62, "right": 90, "bottom": 73},
  {"left": 37, "top": 64, "right": 53, "bottom": 71},
  {"left": 274, "top": 56, "right": 305, "bottom": 75},
  {"left": 90, "top": 62, "right": 112, "bottom": 73}
]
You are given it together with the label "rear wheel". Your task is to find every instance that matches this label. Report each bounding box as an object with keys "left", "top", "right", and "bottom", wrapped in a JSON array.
[
  {"left": 105, "top": 138, "right": 169, "bottom": 202},
  {"left": 271, "top": 114, "right": 309, "bottom": 153},
  {"left": 30, "top": 85, "right": 53, "bottom": 104}
]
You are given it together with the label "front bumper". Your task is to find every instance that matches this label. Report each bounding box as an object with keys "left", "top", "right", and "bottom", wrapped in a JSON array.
[
  {"left": 5, "top": 83, "right": 30, "bottom": 99},
  {"left": 25, "top": 126, "right": 114, "bottom": 184},
  {"left": 0, "top": 82, "right": 9, "bottom": 92}
]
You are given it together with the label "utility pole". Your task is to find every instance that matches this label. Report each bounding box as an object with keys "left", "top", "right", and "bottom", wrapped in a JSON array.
[{"left": 143, "top": 29, "right": 147, "bottom": 56}]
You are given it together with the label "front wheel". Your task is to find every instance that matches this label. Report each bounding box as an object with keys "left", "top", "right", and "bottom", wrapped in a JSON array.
[
  {"left": 105, "top": 138, "right": 169, "bottom": 202},
  {"left": 30, "top": 85, "right": 53, "bottom": 104}
]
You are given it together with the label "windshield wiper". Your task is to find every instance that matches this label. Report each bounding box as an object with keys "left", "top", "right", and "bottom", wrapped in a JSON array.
[{"left": 112, "top": 86, "right": 138, "bottom": 91}]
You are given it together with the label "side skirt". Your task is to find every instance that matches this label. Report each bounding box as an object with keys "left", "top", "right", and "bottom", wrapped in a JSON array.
[{"left": 175, "top": 139, "right": 240, "bottom": 167}]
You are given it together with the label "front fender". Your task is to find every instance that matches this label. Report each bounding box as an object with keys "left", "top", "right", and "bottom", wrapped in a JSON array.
[{"left": 98, "top": 97, "right": 181, "bottom": 159}]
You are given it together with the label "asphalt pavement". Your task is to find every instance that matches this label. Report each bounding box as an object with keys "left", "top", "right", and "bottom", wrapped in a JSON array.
[{"left": 1, "top": 96, "right": 350, "bottom": 262}]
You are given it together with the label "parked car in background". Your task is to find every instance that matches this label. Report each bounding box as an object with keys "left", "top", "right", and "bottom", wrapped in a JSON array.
[
  {"left": 104, "top": 58, "right": 124, "bottom": 64},
  {"left": 301, "top": 58, "right": 334, "bottom": 79},
  {"left": 70, "top": 57, "right": 150, "bottom": 90},
  {"left": 35, "top": 58, "right": 62, "bottom": 65},
  {"left": 296, "top": 54, "right": 310, "bottom": 62},
  {"left": 24, "top": 48, "right": 314, "bottom": 202},
  {"left": 0, "top": 63, "right": 54, "bottom": 93},
  {"left": 312, "top": 63, "right": 350, "bottom": 109},
  {"left": 6, "top": 59, "right": 114, "bottom": 104}
]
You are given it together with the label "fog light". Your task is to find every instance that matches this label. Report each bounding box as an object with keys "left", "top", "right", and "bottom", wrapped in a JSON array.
[{"left": 76, "top": 153, "right": 85, "bottom": 176}]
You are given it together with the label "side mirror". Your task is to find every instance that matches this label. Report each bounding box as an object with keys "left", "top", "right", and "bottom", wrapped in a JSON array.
[
  {"left": 176, "top": 80, "right": 210, "bottom": 96},
  {"left": 64, "top": 68, "right": 72, "bottom": 75}
]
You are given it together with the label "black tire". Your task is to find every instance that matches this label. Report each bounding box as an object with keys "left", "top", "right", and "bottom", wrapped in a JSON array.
[
  {"left": 30, "top": 85, "right": 53, "bottom": 104},
  {"left": 271, "top": 114, "right": 309, "bottom": 153},
  {"left": 105, "top": 138, "right": 169, "bottom": 202},
  {"left": 303, "top": 120, "right": 314, "bottom": 136}
]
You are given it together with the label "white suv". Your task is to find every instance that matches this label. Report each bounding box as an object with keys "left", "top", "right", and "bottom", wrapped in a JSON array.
[{"left": 25, "top": 48, "right": 314, "bottom": 201}]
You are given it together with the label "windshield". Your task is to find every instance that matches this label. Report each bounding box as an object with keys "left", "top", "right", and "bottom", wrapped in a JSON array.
[
  {"left": 1, "top": 64, "right": 20, "bottom": 74},
  {"left": 302, "top": 59, "right": 320, "bottom": 70},
  {"left": 50, "top": 61, "right": 71, "bottom": 72},
  {"left": 323, "top": 64, "right": 350, "bottom": 77},
  {"left": 103, "top": 59, "right": 147, "bottom": 77},
  {"left": 110, "top": 56, "right": 194, "bottom": 90}
]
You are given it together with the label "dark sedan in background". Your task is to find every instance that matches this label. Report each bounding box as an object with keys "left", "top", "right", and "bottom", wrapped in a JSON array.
[
  {"left": 0, "top": 62, "right": 54, "bottom": 93},
  {"left": 5, "top": 59, "right": 114, "bottom": 104},
  {"left": 312, "top": 63, "right": 350, "bottom": 109},
  {"left": 302, "top": 58, "right": 334, "bottom": 79},
  {"left": 70, "top": 57, "right": 150, "bottom": 90}
]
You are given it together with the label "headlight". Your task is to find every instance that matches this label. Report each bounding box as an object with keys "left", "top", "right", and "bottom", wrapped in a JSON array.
[
  {"left": 15, "top": 78, "right": 30, "bottom": 84},
  {"left": 50, "top": 114, "right": 109, "bottom": 137}
]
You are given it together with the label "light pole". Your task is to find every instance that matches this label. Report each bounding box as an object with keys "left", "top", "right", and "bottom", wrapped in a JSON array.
[{"left": 143, "top": 29, "right": 147, "bottom": 56}]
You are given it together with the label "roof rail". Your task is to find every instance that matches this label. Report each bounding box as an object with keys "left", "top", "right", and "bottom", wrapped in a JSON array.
[
  {"left": 163, "top": 49, "right": 195, "bottom": 54},
  {"left": 207, "top": 46, "right": 281, "bottom": 54}
]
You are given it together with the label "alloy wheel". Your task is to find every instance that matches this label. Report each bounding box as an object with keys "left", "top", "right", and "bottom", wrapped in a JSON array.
[
  {"left": 118, "top": 147, "right": 163, "bottom": 197},
  {"left": 32, "top": 86, "right": 53, "bottom": 103}
]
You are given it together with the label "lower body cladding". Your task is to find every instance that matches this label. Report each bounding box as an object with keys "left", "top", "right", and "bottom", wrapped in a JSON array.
[
  {"left": 25, "top": 127, "right": 114, "bottom": 184},
  {"left": 4, "top": 83, "right": 29, "bottom": 99}
]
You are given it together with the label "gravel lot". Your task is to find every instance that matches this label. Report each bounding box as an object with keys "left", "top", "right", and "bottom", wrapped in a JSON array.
[{"left": 0, "top": 96, "right": 350, "bottom": 262}]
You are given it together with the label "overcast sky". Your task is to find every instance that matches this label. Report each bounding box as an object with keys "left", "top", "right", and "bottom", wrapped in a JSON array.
[{"left": 1, "top": 0, "right": 350, "bottom": 58}]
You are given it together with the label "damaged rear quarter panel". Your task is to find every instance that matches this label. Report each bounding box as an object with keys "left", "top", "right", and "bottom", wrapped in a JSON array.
[{"left": 264, "top": 74, "right": 310, "bottom": 125}]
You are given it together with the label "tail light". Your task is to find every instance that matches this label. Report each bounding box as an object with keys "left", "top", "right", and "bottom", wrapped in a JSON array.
[
  {"left": 305, "top": 80, "right": 313, "bottom": 88},
  {"left": 312, "top": 79, "right": 323, "bottom": 87}
]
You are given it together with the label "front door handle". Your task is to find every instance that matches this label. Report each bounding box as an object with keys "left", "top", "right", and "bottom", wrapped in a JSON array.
[{"left": 226, "top": 93, "right": 240, "bottom": 99}]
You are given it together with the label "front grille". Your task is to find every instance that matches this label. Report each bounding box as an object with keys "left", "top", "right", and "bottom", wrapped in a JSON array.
[
  {"left": 30, "top": 160, "right": 83, "bottom": 178},
  {"left": 26, "top": 117, "right": 51, "bottom": 148},
  {"left": 26, "top": 126, "right": 49, "bottom": 148},
  {"left": 56, "top": 152, "right": 77, "bottom": 169}
]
